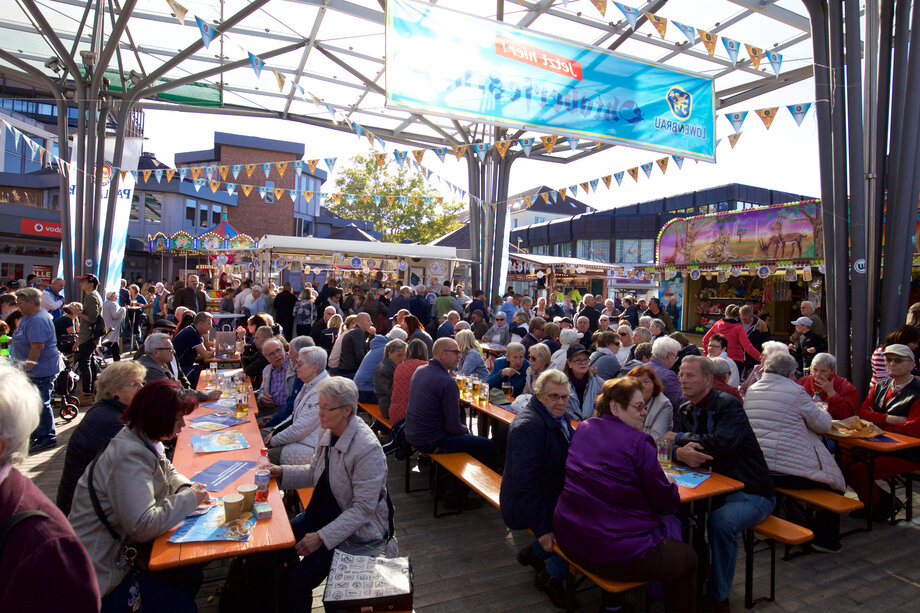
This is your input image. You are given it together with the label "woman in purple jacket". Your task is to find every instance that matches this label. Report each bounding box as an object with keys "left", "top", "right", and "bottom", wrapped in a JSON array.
[{"left": 553, "top": 377, "right": 698, "bottom": 613}]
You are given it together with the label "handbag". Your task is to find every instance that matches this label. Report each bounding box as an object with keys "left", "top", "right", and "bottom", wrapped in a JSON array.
[{"left": 91, "top": 316, "right": 107, "bottom": 341}]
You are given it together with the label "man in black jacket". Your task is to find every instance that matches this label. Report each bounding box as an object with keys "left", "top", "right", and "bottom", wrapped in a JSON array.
[
  {"left": 273, "top": 282, "right": 297, "bottom": 340},
  {"left": 338, "top": 312, "right": 371, "bottom": 378},
  {"left": 667, "top": 356, "right": 775, "bottom": 612},
  {"left": 577, "top": 294, "right": 600, "bottom": 334},
  {"left": 172, "top": 274, "right": 209, "bottom": 313}
]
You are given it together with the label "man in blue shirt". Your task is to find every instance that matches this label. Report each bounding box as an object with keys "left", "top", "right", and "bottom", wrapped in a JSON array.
[
  {"left": 437, "top": 311, "right": 460, "bottom": 339},
  {"left": 172, "top": 311, "right": 214, "bottom": 387},
  {"left": 41, "top": 278, "right": 65, "bottom": 319},
  {"left": 500, "top": 294, "right": 522, "bottom": 322}
]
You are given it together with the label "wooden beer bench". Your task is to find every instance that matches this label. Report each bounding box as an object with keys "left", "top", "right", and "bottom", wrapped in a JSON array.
[
  {"left": 358, "top": 401, "right": 392, "bottom": 430},
  {"left": 743, "top": 516, "right": 813, "bottom": 609}
]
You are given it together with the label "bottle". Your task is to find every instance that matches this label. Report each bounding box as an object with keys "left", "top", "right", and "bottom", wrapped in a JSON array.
[
  {"left": 254, "top": 448, "right": 271, "bottom": 502},
  {"left": 0, "top": 332, "right": 8, "bottom": 358}
]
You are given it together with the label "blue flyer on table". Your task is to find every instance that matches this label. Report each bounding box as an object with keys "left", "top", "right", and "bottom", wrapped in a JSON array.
[
  {"left": 169, "top": 504, "right": 256, "bottom": 543},
  {"left": 188, "top": 414, "right": 248, "bottom": 431},
  {"left": 665, "top": 465, "right": 711, "bottom": 489},
  {"left": 191, "top": 459, "right": 257, "bottom": 491},
  {"left": 190, "top": 431, "right": 249, "bottom": 453}
]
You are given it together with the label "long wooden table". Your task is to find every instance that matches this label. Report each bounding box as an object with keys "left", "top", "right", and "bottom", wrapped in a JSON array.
[{"left": 148, "top": 373, "right": 295, "bottom": 570}]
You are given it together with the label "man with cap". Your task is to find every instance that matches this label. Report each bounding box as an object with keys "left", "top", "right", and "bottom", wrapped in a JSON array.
[
  {"left": 75, "top": 274, "right": 103, "bottom": 404},
  {"left": 789, "top": 316, "right": 827, "bottom": 373},
  {"left": 846, "top": 343, "right": 920, "bottom": 520}
]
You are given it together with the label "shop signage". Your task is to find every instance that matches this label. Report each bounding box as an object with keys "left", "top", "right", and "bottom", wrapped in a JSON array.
[
  {"left": 32, "top": 264, "right": 53, "bottom": 284},
  {"left": 20, "top": 218, "right": 63, "bottom": 237}
]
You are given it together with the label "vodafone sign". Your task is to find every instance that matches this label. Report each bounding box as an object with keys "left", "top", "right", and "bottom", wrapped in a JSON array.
[{"left": 20, "top": 218, "right": 63, "bottom": 238}]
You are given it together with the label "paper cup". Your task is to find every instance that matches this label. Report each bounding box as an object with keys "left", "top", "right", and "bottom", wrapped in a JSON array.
[
  {"left": 223, "top": 493, "right": 245, "bottom": 523},
  {"left": 237, "top": 484, "right": 258, "bottom": 512}
]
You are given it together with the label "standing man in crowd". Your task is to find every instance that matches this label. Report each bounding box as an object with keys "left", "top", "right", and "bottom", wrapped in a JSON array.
[
  {"left": 578, "top": 295, "right": 600, "bottom": 334},
  {"left": 173, "top": 274, "right": 208, "bottom": 313},
  {"left": 41, "top": 278, "right": 66, "bottom": 319},
  {"left": 274, "top": 282, "right": 297, "bottom": 340},
  {"left": 76, "top": 274, "right": 103, "bottom": 404}
]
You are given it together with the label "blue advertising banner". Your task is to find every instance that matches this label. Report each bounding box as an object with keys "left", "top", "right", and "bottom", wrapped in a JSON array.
[{"left": 385, "top": 0, "right": 716, "bottom": 161}]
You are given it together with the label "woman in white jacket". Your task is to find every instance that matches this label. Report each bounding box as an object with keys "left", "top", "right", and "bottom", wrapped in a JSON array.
[
  {"left": 744, "top": 352, "right": 846, "bottom": 552},
  {"left": 551, "top": 328, "right": 580, "bottom": 371},
  {"left": 266, "top": 345, "right": 329, "bottom": 465}
]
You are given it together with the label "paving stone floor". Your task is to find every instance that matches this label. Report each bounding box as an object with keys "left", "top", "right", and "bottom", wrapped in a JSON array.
[{"left": 22, "top": 406, "right": 920, "bottom": 612}]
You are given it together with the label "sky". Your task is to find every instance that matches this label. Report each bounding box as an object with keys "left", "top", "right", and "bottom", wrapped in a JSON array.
[{"left": 139, "top": 0, "right": 823, "bottom": 212}]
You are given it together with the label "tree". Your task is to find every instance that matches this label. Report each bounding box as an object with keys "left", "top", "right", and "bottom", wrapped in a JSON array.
[{"left": 324, "top": 154, "right": 464, "bottom": 244}]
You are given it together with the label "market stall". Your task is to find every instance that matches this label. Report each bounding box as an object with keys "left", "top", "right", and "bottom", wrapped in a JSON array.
[
  {"left": 507, "top": 252, "right": 631, "bottom": 301},
  {"left": 651, "top": 200, "right": 825, "bottom": 336}
]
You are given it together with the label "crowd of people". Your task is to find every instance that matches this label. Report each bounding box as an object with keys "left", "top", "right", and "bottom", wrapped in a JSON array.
[{"left": 2, "top": 272, "right": 920, "bottom": 613}]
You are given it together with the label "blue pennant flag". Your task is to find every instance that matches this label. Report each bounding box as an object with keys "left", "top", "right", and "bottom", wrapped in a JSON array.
[
  {"left": 787, "top": 103, "right": 812, "bottom": 127},
  {"left": 261, "top": 163, "right": 272, "bottom": 178},
  {"left": 205, "top": 166, "right": 215, "bottom": 180},
  {"left": 613, "top": 3, "right": 640, "bottom": 30},
  {"left": 226, "top": 183, "right": 236, "bottom": 196},
  {"left": 722, "top": 37, "right": 741, "bottom": 66},
  {"left": 231, "top": 165, "right": 242, "bottom": 179},
  {"left": 589, "top": 179, "right": 599, "bottom": 192},
  {"left": 549, "top": 190, "right": 558, "bottom": 204},
  {"left": 345, "top": 193, "right": 355, "bottom": 204},
  {"left": 518, "top": 138, "right": 534, "bottom": 156},
  {"left": 154, "top": 169, "right": 163, "bottom": 183},
  {"left": 325, "top": 158, "right": 337, "bottom": 173},
  {"left": 567, "top": 137, "right": 579, "bottom": 151},
  {"left": 614, "top": 171, "right": 624, "bottom": 186},
  {"left": 289, "top": 189, "right": 297, "bottom": 201},
  {"left": 671, "top": 155, "right": 684, "bottom": 169},
  {"left": 178, "top": 168, "right": 188, "bottom": 181},
  {"left": 393, "top": 150, "right": 408, "bottom": 167},
  {"left": 257, "top": 186, "right": 268, "bottom": 200},
  {"left": 373, "top": 195, "right": 382, "bottom": 205},
  {"left": 473, "top": 142, "right": 489, "bottom": 162},
  {"left": 292, "top": 161, "right": 302, "bottom": 176},
  {"left": 248, "top": 53, "right": 264, "bottom": 79},
  {"left": 726, "top": 111, "right": 748, "bottom": 133},
  {"left": 569, "top": 184, "right": 579, "bottom": 197},
  {"left": 398, "top": 195, "right": 407, "bottom": 205},
  {"left": 434, "top": 147, "right": 448, "bottom": 162},
  {"left": 672, "top": 20, "right": 696, "bottom": 44},
  {"left": 195, "top": 16, "right": 216, "bottom": 49},
  {"left": 354, "top": 124, "right": 364, "bottom": 139},
  {"left": 193, "top": 178, "right": 205, "bottom": 192},
  {"left": 641, "top": 162, "right": 654, "bottom": 178},
  {"left": 767, "top": 52, "right": 783, "bottom": 76}
]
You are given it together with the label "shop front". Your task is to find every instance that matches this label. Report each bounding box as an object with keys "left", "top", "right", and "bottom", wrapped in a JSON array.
[
  {"left": 0, "top": 207, "right": 62, "bottom": 284},
  {"left": 507, "top": 252, "right": 620, "bottom": 301}
]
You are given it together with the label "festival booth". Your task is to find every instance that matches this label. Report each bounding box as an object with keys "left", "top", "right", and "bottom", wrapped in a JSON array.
[
  {"left": 507, "top": 252, "right": 650, "bottom": 301},
  {"left": 650, "top": 200, "right": 825, "bottom": 337},
  {"left": 255, "top": 235, "right": 462, "bottom": 291}
]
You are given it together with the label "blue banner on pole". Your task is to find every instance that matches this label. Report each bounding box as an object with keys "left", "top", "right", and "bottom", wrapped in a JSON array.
[{"left": 385, "top": 0, "right": 716, "bottom": 161}]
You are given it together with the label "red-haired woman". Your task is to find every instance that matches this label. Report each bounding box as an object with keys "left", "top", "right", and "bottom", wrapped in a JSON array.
[
  {"left": 69, "top": 380, "right": 208, "bottom": 612},
  {"left": 402, "top": 314, "right": 433, "bottom": 357}
]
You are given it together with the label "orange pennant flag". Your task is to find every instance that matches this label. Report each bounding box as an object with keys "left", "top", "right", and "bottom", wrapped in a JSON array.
[
  {"left": 453, "top": 145, "right": 469, "bottom": 160},
  {"left": 697, "top": 29, "right": 719, "bottom": 57},
  {"left": 275, "top": 161, "right": 288, "bottom": 177},
  {"left": 375, "top": 153, "right": 387, "bottom": 168},
  {"left": 756, "top": 107, "right": 779, "bottom": 129},
  {"left": 272, "top": 68, "right": 285, "bottom": 92},
  {"left": 386, "top": 196, "right": 395, "bottom": 205},
  {"left": 241, "top": 184, "right": 253, "bottom": 197},
  {"left": 412, "top": 149, "right": 425, "bottom": 164},
  {"left": 217, "top": 166, "right": 228, "bottom": 180},
  {"left": 728, "top": 133, "right": 742, "bottom": 148},
  {"left": 119, "top": 170, "right": 129, "bottom": 182},
  {"left": 558, "top": 188, "right": 567, "bottom": 201},
  {"left": 494, "top": 140, "right": 512, "bottom": 158},
  {"left": 190, "top": 167, "right": 201, "bottom": 180},
  {"left": 302, "top": 191, "right": 313, "bottom": 201},
  {"left": 142, "top": 170, "right": 152, "bottom": 183},
  {"left": 366, "top": 132, "right": 375, "bottom": 147},
  {"left": 165, "top": 0, "right": 187, "bottom": 24},
  {"left": 594, "top": 141, "right": 603, "bottom": 149},
  {"left": 209, "top": 180, "right": 220, "bottom": 193},
  {"left": 245, "top": 164, "right": 257, "bottom": 178},
  {"left": 540, "top": 192, "right": 550, "bottom": 204},
  {"left": 332, "top": 193, "right": 341, "bottom": 205},
  {"left": 745, "top": 44, "right": 764, "bottom": 70},
  {"left": 646, "top": 13, "right": 668, "bottom": 39},
  {"left": 656, "top": 158, "right": 669, "bottom": 174},
  {"left": 601, "top": 175, "right": 612, "bottom": 189},
  {"left": 627, "top": 167, "right": 640, "bottom": 182},
  {"left": 540, "top": 135, "right": 557, "bottom": 154},
  {"left": 589, "top": 0, "right": 607, "bottom": 17},
  {"left": 273, "top": 187, "right": 285, "bottom": 200},
  {"left": 580, "top": 182, "right": 590, "bottom": 194},
  {"left": 307, "top": 160, "right": 319, "bottom": 173}
]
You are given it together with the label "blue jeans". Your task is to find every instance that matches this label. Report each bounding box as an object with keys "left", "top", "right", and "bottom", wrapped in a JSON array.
[
  {"left": 102, "top": 567, "right": 201, "bottom": 613},
  {"left": 30, "top": 375, "right": 56, "bottom": 444},
  {"left": 287, "top": 505, "right": 337, "bottom": 613},
  {"left": 707, "top": 492, "right": 775, "bottom": 601},
  {"left": 358, "top": 389, "right": 378, "bottom": 404},
  {"left": 531, "top": 538, "right": 567, "bottom": 581}
]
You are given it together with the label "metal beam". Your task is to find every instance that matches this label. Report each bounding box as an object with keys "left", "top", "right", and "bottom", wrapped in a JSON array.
[
  {"left": 606, "top": 1, "right": 670, "bottom": 52},
  {"left": 726, "top": 0, "right": 812, "bottom": 31},
  {"left": 283, "top": 4, "right": 325, "bottom": 117}
]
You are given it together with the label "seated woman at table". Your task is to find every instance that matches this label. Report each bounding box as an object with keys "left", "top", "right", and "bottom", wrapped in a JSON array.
[
  {"left": 374, "top": 339, "right": 407, "bottom": 420},
  {"left": 483, "top": 312, "right": 511, "bottom": 346},
  {"left": 457, "top": 329, "right": 489, "bottom": 380},
  {"left": 399, "top": 314, "right": 431, "bottom": 356},
  {"left": 54, "top": 302, "right": 83, "bottom": 354},
  {"left": 541, "top": 322, "right": 562, "bottom": 355},
  {"left": 550, "top": 328, "right": 580, "bottom": 371},
  {"left": 56, "top": 361, "right": 147, "bottom": 515},
  {"left": 523, "top": 343, "right": 553, "bottom": 395},
  {"left": 745, "top": 352, "right": 846, "bottom": 551},
  {"left": 626, "top": 364, "right": 673, "bottom": 440},
  {"left": 69, "top": 379, "right": 209, "bottom": 613},
  {"left": 564, "top": 345, "right": 605, "bottom": 422},
  {"left": 266, "top": 346, "right": 330, "bottom": 465},
  {"left": 270, "top": 377, "right": 397, "bottom": 611},
  {"left": 553, "top": 377, "right": 697, "bottom": 613},
  {"left": 589, "top": 331, "right": 623, "bottom": 381},
  {"left": 501, "top": 369, "right": 575, "bottom": 608},
  {"left": 797, "top": 352, "right": 859, "bottom": 419},
  {"left": 388, "top": 339, "right": 429, "bottom": 424},
  {"left": 318, "top": 313, "right": 343, "bottom": 356},
  {"left": 508, "top": 311, "right": 530, "bottom": 344},
  {"left": 487, "top": 342, "right": 529, "bottom": 396},
  {"left": 846, "top": 343, "right": 920, "bottom": 520}
]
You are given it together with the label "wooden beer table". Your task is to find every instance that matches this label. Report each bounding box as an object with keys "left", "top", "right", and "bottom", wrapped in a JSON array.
[{"left": 148, "top": 373, "right": 295, "bottom": 570}]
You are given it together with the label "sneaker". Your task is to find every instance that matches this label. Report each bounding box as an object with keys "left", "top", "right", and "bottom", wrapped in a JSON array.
[
  {"left": 517, "top": 545, "right": 546, "bottom": 572},
  {"left": 29, "top": 439, "right": 57, "bottom": 453},
  {"left": 535, "top": 570, "right": 566, "bottom": 609},
  {"left": 811, "top": 542, "right": 843, "bottom": 554}
]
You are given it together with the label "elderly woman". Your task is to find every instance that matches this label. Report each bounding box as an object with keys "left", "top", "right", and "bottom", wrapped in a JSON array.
[
  {"left": 627, "top": 364, "right": 674, "bottom": 440},
  {"left": 524, "top": 343, "right": 553, "bottom": 395},
  {"left": 269, "top": 377, "right": 397, "bottom": 610},
  {"left": 69, "top": 380, "right": 208, "bottom": 611},
  {"left": 355, "top": 328, "right": 407, "bottom": 404},
  {"left": 374, "top": 339, "right": 407, "bottom": 420},
  {"left": 265, "top": 346, "right": 330, "bottom": 465},
  {"left": 745, "top": 352, "right": 845, "bottom": 552},
  {"left": 597, "top": 314, "right": 612, "bottom": 334},
  {"left": 484, "top": 312, "right": 511, "bottom": 346},
  {"left": 550, "top": 328, "right": 580, "bottom": 371},
  {"left": 101, "top": 290, "right": 126, "bottom": 362},
  {"left": 798, "top": 353, "right": 860, "bottom": 420},
  {"left": 739, "top": 340, "right": 791, "bottom": 396},
  {"left": 11, "top": 287, "right": 63, "bottom": 453},
  {"left": 553, "top": 377, "right": 697, "bottom": 613},
  {"left": 630, "top": 326, "right": 653, "bottom": 361},
  {"left": 487, "top": 342, "right": 530, "bottom": 396},
  {"left": 500, "top": 370, "right": 574, "bottom": 608},
  {"left": 563, "top": 345, "right": 605, "bottom": 422},
  {"left": 389, "top": 339, "right": 429, "bottom": 424},
  {"left": 589, "top": 331, "right": 622, "bottom": 381},
  {"left": 509, "top": 311, "right": 530, "bottom": 343},
  {"left": 457, "top": 329, "right": 489, "bottom": 380},
  {"left": 56, "top": 361, "right": 146, "bottom": 515},
  {"left": 0, "top": 364, "right": 101, "bottom": 611},
  {"left": 616, "top": 324, "right": 634, "bottom": 364}
]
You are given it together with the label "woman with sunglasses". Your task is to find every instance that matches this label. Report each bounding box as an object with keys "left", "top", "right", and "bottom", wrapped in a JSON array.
[
  {"left": 553, "top": 377, "right": 697, "bottom": 613},
  {"left": 589, "top": 331, "right": 623, "bottom": 381},
  {"left": 615, "top": 324, "right": 633, "bottom": 365}
]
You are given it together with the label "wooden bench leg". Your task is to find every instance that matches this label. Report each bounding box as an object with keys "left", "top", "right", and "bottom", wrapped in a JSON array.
[
  {"left": 908, "top": 474, "right": 914, "bottom": 522},
  {"left": 430, "top": 461, "right": 460, "bottom": 519},
  {"left": 744, "top": 530, "right": 754, "bottom": 610}
]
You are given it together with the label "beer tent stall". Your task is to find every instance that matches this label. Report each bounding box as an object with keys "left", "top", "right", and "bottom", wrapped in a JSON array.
[
  {"left": 506, "top": 252, "right": 656, "bottom": 300},
  {"left": 650, "top": 201, "right": 825, "bottom": 337}
]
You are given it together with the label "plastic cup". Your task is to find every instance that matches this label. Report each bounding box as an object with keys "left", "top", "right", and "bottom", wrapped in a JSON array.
[
  {"left": 656, "top": 439, "right": 673, "bottom": 470},
  {"left": 223, "top": 493, "right": 245, "bottom": 522},
  {"left": 237, "top": 484, "right": 258, "bottom": 512}
]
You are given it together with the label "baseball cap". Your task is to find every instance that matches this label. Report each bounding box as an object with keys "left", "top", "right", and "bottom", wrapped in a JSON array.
[
  {"left": 566, "top": 344, "right": 589, "bottom": 360},
  {"left": 76, "top": 273, "right": 99, "bottom": 285},
  {"left": 791, "top": 316, "right": 813, "bottom": 327},
  {"left": 883, "top": 343, "right": 915, "bottom": 360}
]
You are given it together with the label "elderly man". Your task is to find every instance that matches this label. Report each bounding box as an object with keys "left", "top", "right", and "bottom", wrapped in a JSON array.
[
  {"left": 438, "top": 311, "right": 461, "bottom": 339},
  {"left": 577, "top": 294, "right": 600, "bottom": 334},
  {"left": 406, "top": 337, "right": 496, "bottom": 510},
  {"left": 172, "top": 311, "right": 214, "bottom": 387},
  {"left": 470, "top": 310, "right": 489, "bottom": 340},
  {"left": 644, "top": 297, "right": 674, "bottom": 333},
  {"left": 75, "top": 273, "right": 103, "bottom": 403},
  {"left": 173, "top": 274, "right": 209, "bottom": 313},
  {"left": 668, "top": 356, "right": 774, "bottom": 611},
  {"left": 789, "top": 316, "right": 827, "bottom": 374},
  {"left": 649, "top": 337, "right": 686, "bottom": 410},
  {"left": 649, "top": 318, "right": 668, "bottom": 340},
  {"left": 796, "top": 353, "right": 858, "bottom": 419},
  {"left": 711, "top": 357, "right": 743, "bottom": 402},
  {"left": 256, "top": 337, "right": 296, "bottom": 415},
  {"left": 138, "top": 332, "right": 220, "bottom": 402},
  {"left": 501, "top": 293, "right": 523, "bottom": 321},
  {"left": 797, "top": 301, "right": 824, "bottom": 337},
  {"left": 434, "top": 286, "right": 454, "bottom": 320},
  {"left": 575, "top": 316, "right": 592, "bottom": 351},
  {"left": 387, "top": 286, "right": 412, "bottom": 319},
  {"left": 338, "top": 312, "right": 372, "bottom": 379},
  {"left": 41, "top": 278, "right": 66, "bottom": 319},
  {"left": 310, "top": 305, "right": 336, "bottom": 344}
]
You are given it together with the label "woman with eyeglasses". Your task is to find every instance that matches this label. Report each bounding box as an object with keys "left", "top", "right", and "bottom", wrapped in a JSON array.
[
  {"left": 553, "top": 377, "right": 698, "bottom": 613},
  {"left": 501, "top": 369, "right": 574, "bottom": 608},
  {"left": 270, "top": 377, "right": 396, "bottom": 611},
  {"left": 626, "top": 364, "right": 673, "bottom": 440},
  {"left": 523, "top": 343, "right": 553, "bottom": 395},
  {"left": 56, "top": 361, "right": 147, "bottom": 515},
  {"left": 563, "top": 345, "right": 605, "bottom": 422}
]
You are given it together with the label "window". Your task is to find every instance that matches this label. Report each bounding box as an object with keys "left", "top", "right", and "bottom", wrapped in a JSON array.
[
  {"left": 144, "top": 193, "right": 162, "bottom": 223},
  {"left": 577, "top": 239, "right": 610, "bottom": 262},
  {"left": 185, "top": 198, "right": 197, "bottom": 228},
  {"left": 3, "top": 128, "right": 42, "bottom": 174},
  {"left": 211, "top": 203, "right": 222, "bottom": 225},
  {"left": 553, "top": 242, "right": 571, "bottom": 257},
  {"left": 295, "top": 217, "right": 313, "bottom": 237},
  {"left": 130, "top": 192, "right": 140, "bottom": 220},
  {"left": 615, "top": 239, "right": 655, "bottom": 263},
  {"left": 264, "top": 180, "right": 274, "bottom": 204},
  {"left": 534, "top": 216, "right": 546, "bottom": 224}
]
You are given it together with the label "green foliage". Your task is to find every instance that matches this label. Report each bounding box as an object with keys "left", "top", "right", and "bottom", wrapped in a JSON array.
[{"left": 324, "top": 154, "right": 464, "bottom": 244}]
